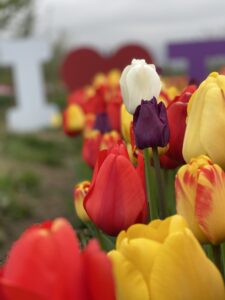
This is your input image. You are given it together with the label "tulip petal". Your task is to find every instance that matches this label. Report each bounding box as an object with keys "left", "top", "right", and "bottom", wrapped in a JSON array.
[
  {"left": 175, "top": 165, "right": 207, "bottom": 242},
  {"left": 85, "top": 153, "right": 147, "bottom": 235},
  {"left": 2, "top": 218, "right": 81, "bottom": 300},
  {"left": 108, "top": 250, "right": 149, "bottom": 300},
  {"left": 182, "top": 85, "right": 207, "bottom": 163},
  {"left": 200, "top": 87, "right": 225, "bottom": 169},
  {"left": 119, "top": 238, "right": 161, "bottom": 285},
  {"left": 150, "top": 229, "right": 225, "bottom": 300},
  {"left": 120, "top": 65, "right": 131, "bottom": 112},
  {"left": 126, "top": 64, "right": 161, "bottom": 114},
  {"left": 1, "top": 285, "right": 44, "bottom": 300},
  {"left": 117, "top": 215, "right": 188, "bottom": 249},
  {"left": 82, "top": 240, "right": 116, "bottom": 300},
  {"left": 196, "top": 164, "right": 225, "bottom": 244}
]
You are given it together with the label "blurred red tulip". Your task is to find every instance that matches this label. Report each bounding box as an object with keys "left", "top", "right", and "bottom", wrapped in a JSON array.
[
  {"left": 106, "top": 88, "right": 122, "bottom": 132},
  {"left": 0, "top": 218, "right": 116, "bottom": 300},
  {"left": 82, "top": 130, "right": 102, "bottom": 168},
  {"left": 100, "top": 131, "right": 122, "bottom": 151},
  {"left": 0, "top": 268, "right": 6, "bottom": 300},
  {"left": 84, "top": 143, "right": 148, "bottom": 235}
]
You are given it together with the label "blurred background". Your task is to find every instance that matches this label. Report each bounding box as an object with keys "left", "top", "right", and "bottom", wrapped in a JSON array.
[{"left": 1, "top": 0, "right": 225, "bottom": 261}]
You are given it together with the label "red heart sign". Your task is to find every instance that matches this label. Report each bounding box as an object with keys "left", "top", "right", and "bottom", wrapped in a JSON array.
[{"left": 61, "top": 44, "right": 154, "bottom": 91}]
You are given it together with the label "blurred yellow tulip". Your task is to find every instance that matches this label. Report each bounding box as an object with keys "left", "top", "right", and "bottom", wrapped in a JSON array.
[
  {"left": 74, "top": 181, "right": 90, "bottom": 222},
  {"left": 121, "top": 104, "right": 133, "bottom": 143},
  {"left": 50, "top": 112, "right": 62, "bottom": 128},
  {"left": 107, "top": 69, "right": 121, "bottom": 87},
  {"left": 109, "top": 215, "right": 225, "bottom": 300},
  {"left": 92, "top": 72, "right": 107, "bottom": 87},
  {"left": 176, "top": 155, "right": 225, "bottom": 244},
  {"left": 63, "top": 104, "right": 85, "bottom": 135},
  {"left": 183, "top": 72, "right": 225, "bottom": 169}
]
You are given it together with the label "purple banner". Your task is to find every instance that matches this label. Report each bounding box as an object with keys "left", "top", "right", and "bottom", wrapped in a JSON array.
[{"left": 168, "top": 39, "right": 225, "bottom": 82}]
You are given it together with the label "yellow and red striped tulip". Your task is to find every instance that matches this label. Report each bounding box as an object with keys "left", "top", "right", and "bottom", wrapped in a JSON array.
[
  {"left": 109, "top": 215, "right": 225, "bottom": 300},
  {"left": 176, "top": 155, "right": 225, "bottom": 244},
  {"left": 183, "top": 72, "right": 225, "bottom": 169}
]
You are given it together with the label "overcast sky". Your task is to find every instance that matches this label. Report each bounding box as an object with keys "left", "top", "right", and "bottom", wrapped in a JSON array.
[{"left": 33, "top": 0, "right": 225, "bottom": 64}]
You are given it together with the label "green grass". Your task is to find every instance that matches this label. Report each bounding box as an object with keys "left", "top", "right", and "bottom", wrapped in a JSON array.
[
  {"left": 0, "top": 171, "right": 40, "bottom": 221},
  {"left": 1, "top": 133, "right": 66, "bottom": 166}
]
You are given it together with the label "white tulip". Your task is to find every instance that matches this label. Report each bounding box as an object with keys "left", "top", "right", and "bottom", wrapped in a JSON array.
[{"left": 120, "top": 59, "right": 162, "bottom": 114}]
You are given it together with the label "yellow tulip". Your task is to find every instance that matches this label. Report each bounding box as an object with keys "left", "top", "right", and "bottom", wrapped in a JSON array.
[
  {"left": 74, "top": 181, "right": 90, "bottom": 222},
  {"left": 92, "top": 72, "right": 107, "bottom": 87},
  {"left": 50, "top": 112, "right": 62, "bottom": 128},
  {"left": 176, "top": 155, "right": 225, "bottom": 244},
  {"left": 109, "top": 215, "right": 225, "bottom": 300},
  {"left": 107, "top": 69, "right": 121, "bottom": 87},
  {"left": 166, "top": 86, "right": 180, "bottom": 100},
  {"left": 121, "top": 104, "right": 133, "bottom": 143},
  {"left": 183, "top": 72, "right": 225, "bottom": 169},
  {"left": 64, "top": 104, "right": 85, "bottom": 132}
]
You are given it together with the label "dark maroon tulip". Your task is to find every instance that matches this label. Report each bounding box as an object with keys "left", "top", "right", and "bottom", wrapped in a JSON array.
[{"left": 133, "top": 98, "right": 170, "bottom": 149}]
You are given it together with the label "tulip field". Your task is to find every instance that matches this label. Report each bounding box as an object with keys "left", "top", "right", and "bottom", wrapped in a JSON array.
[{"left": 1, "top": 59, "right": 225, "bottom": 299}]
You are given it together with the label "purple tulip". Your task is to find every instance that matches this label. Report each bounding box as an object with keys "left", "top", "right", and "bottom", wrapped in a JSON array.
[
  {"left": 94, "top": 112, "right": 111, "bottom": 133},
  {"left": 133, "top": 98, "right": 170, "bottom": 149}
]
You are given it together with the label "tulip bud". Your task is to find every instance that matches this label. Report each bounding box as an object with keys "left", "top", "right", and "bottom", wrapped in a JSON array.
[
  {"left": 107, "top": 69, "right": 121, "bottom": 88},
  {"left": 183, "top": 72, "right": 225, "bottom": 169},
  {"left": 106, "top": 88, "right": 122, "bottom": 132},
  {"left": 84, "top": 143, "right": 148, "bottom": 235},
  {"left": 133, "top": 98, "right": 170, "bottom": 149},
  {"left": 50, "top": 112, "right": 62, "bottom": 128},
  {"left": 63, "top": 104, "right": 85, "bottom": 136},
  {"left": 165, "top": 85, "right": 197, "bottom": 165},
  {"left": 176, "top": 155, "right": 225, "bottom": 244},
  {"left": 120, "top": 104, "right": 133, "bottom": 143},
  {"left": 74, "top": 181, "right": 91, "bottom": 222},
  {"left": 94, "top": 112, "right": 111, "bottom": 133},
  {"left": 109, "top": 215, "right": 225, "bottom": 300},
  {"left": 0, "top": 218, "right": 116, "bottom": 300},
  {"left": 82, "top": 130, "right": 102, "bottom": 168},
  {"left": 100, "top": 131, "right": 122, "bottom": 151},
  {"left": 120, "top": 59, "right": 162, "bottom": 114}
]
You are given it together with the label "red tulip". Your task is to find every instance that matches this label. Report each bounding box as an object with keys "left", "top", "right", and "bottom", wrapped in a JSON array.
[
  {"left": 68, "top": 87, "right": 98, "bottom": 114},
  {"left": 0, "top": 268, "right": 6, "bottom": 300},
  {"left": 160, "top": 154, "right": 181, "bottom": 169},
  {"left": 100, "top": 131, "right": 122, "bottom": 151},
  {"left": 84, "top": 143, "right": 148, "bottom": 235},
  {"left": 106, "top": 88, "right": 122, "bottom": 132},
  {"left": 0, "top": 218, "right": 116, "bottom": 300},
  {"left": 161, "top": 85, "right": 197, "bottom": 168},
  {"left": 82, "top": 130, "right": 102, "bottom": 168}
]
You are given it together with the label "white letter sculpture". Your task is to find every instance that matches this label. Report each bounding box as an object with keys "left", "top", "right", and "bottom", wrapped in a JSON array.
[{"left": 0, "top": 39, "right": 58, "bottom": 132}]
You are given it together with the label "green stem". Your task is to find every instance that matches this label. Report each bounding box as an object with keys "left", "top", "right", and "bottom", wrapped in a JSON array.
[
  {"left": 143, "top": 148, "right": 158, "bottom": 220},
  {"left": 152, "top": 146, "right": 167, "bottom": 219},
  {"left": 212, "top": 244, "right": 224, "bottom": 277},
  {"left": 221, "top": 243, "right": 225, "bottom": 279},
  {"left": 203, "top": 244, "right": 214, "bottom": 261},
  {"left": 86, "top": 222, "right": 114, "bottom": 251}
]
